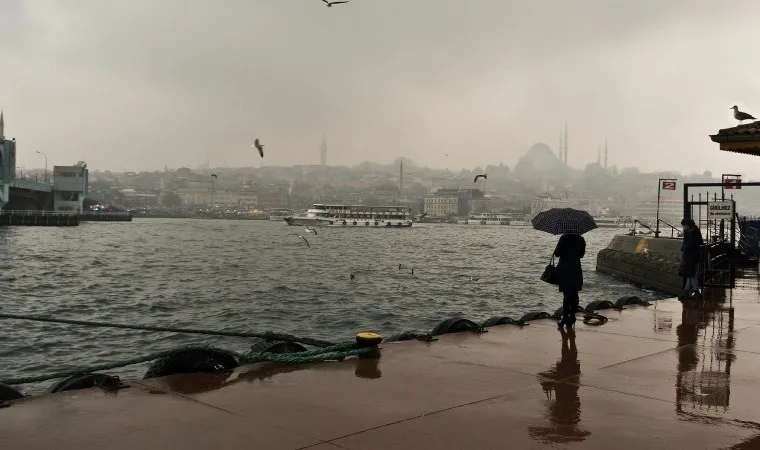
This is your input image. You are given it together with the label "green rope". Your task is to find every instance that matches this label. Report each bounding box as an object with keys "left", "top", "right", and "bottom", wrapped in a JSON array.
[{"left": 241, "top": 346, "right": 376, "bottom": 364}]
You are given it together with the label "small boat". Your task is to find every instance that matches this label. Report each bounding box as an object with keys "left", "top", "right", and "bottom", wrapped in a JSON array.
[{"left": 285, "top": 204, "right": 413, "bottom": 228}]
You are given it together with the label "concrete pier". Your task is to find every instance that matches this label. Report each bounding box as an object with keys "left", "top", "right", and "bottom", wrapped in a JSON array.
[
  {"left": 0, "top": 210, "right": 79, "bottom": 226},
  {"left": 596, "top": 234, "right": 683, "bottom": 295},
  {"left": 79, "top": 212, "right": 133, "bottom": 222}
]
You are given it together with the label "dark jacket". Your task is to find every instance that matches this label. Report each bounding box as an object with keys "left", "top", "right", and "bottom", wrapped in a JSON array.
[
  {"left": 680, "top": 227, "right": 704, "bottom": 277},
  {"left": 554, "top": 234, "right": 586, "bottom": 292}
]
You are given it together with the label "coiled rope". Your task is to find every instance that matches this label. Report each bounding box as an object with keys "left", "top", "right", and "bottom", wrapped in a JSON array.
[{"left": 0, "top": 312, "right": 336, "bottom": 348}]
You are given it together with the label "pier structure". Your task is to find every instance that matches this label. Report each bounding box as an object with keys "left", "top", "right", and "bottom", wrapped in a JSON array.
[{"left": 1, "top": 273, "right": 760, "bottom": 448}]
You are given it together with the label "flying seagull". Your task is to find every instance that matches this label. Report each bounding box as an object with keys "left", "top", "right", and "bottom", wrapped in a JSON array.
[
  {"left": 252, "top": 139, "right": 264, "bottom": 158},
  {"left": 304, "top": 225, "right": 318, "bottom": 235},
  {"left": 322, "top": 0, "right": 348, "bottom": 6},
  {"left": 473, "top": 174, "right": 487, "bottom": 183},
  {"left": 295, "top": 234, "right": 311, "bottom": 248},
  {"left": 732, "top": 105, "right": 757, "bottom": 124}
]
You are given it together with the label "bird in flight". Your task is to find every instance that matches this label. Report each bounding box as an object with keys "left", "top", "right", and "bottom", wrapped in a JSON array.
[
  {"left": 252, "top": 139, "right": 264, "bottom": 158},
  {"left": 473, "top": 174, "right": 487, "bottom": 183},
  {"left": 322, "top": 0, "right": 348, "bottom": 6},
  {"left": 304, "top": 225, "right": 318, "bottom": 235},
  {"left": 295, "top": 234, "right": 311, "bottom": 248},
  {"left": 732, "top": 105, "right": 757, "bottom": 124}
]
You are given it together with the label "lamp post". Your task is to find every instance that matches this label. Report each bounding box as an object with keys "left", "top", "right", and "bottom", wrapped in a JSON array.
[
  {"left": 35, "top": 151, "right": 48, "bottom": 183},
  {"left": 210, "top": 173, "right": 217, "bottom": 216}
]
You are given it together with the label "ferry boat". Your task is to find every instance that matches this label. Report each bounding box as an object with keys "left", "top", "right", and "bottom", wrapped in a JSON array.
[
  {"left": 268, "top": 208, "right": 292, "bottom": 222},
  {"left": 593, "top": 216, "right": 634, "bottom": 228},
  {"left": 465, "top": 213, "right": 529, "bottom": 226},
  {"left": 284, "top": 204, "right": 413, "bottom": 228}
]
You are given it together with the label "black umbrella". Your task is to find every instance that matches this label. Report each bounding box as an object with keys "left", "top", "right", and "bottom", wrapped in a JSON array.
[{"left": 531, "top": 208, "right": 597, "bottom": 235}]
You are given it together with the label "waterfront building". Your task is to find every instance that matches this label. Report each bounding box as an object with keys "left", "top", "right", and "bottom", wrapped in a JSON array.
[{"left": 424, "top": 196, "right": 458, "bottom": 216}]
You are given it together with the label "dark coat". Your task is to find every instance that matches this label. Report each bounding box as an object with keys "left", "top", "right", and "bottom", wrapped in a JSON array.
[
  {"left": 554, "top": 234, "right": 586, "bottom": 292},
  {"left": 679, "top": 227, "right": 704, "bottom": 277}
]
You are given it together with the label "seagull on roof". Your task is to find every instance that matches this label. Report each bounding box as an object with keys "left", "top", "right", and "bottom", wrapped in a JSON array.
[
  {"left": 473, "top": 174, "right": 487, "bottom": 183},
  {"left": 322, "top": 0, "right": 348, "bottom": 6},
  {"left": 732, "top": 106, "right": 757, "bottom": 124},
  {"left": 252, "top": 139, "right": 264, "bottom": 158}
]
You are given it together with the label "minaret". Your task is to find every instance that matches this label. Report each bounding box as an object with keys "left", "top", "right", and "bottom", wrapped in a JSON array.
[
  {"left": 604, "top": 140, "right": 608, "bottom": 169},
  {"left": 563, "top": 122, "right": 568, "bottom": 165},
  {"left": 0, "top": 110, "right": 4, "bottom": 140},
  {"left": 320, "top": 135, "right": 327, "bottom": 166},
  {"left": 558, "top": 131, "right": 563, "bottom": 160},
  {"left": 597, "top": 148, "right": 601, "bottom": 165},
  {"left": 399, "top": 158, "right": 404, "bottom": 193}
]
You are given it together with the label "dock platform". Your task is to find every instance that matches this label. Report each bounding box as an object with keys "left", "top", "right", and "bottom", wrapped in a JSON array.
[
  {"left": 0, "top": 210, "right": 79, "bottom": 226},
  {"left": 80, "top": 211, "right": 133, "bottom": 222},
  {"left": 2, "top": 273, "right": 760, "bottom": 449}
]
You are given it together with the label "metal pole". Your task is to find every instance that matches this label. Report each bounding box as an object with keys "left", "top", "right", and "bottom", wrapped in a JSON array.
[{"left": 656, "top": 178, "right": 662, "bottom": 237}]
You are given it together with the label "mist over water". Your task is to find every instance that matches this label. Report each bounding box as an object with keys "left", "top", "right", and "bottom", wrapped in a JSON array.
[{"left": 0, "top": 220, "right": 664, "bottom": 393}]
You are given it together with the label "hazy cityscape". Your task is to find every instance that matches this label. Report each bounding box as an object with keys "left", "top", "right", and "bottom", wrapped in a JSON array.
[{"left": 14, "top": 138, "right": 742, "bottom": 225}]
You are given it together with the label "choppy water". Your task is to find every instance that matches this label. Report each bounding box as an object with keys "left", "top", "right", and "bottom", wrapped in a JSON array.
[{"left": 0, "top": 220, "right": 665, "bottom": 393}]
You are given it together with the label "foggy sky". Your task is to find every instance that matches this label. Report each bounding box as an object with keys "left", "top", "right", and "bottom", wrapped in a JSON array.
[{"left": 3, "top": 0, "right": 760, "bottom": 176}]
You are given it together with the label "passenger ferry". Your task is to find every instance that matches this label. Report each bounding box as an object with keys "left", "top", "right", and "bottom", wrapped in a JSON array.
[
  {"left": 268, "top": 208, "right": 293, "bottom": 222},
  {"left": 464, "top": 213, "right": 530, "bottom": 226},
  {"left": 593, "top": 216, "right": 634, "bottom": 228},
  {"left": 284, "top": 204, "right": 413, "bottom": 228}
]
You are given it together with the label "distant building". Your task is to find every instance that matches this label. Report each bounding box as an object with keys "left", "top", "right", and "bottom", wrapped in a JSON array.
[
  {"left": 424, "top": 196, "right": 458, "bottom": 216},
  {"left": 0, "top": 111, "right": 17, "bottom": 209},
  {"left": 432, "top": 188, "right": 484, "bottom": 216},
  {"left": 530, "top": 196, "right": 570, "bottom": 216},
  {"left": 177, "top": 188, "right": 257, "bottom": 208},
  {"left": 53, "top": 163, "right": 89, "bottom": 212},
  {"left": 320, "top": 136, "right": 327, "bottom": 166}
]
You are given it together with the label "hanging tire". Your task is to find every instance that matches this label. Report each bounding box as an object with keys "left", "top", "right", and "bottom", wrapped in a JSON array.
[
  {"left": 342, "top": 221, "right": 347, "bottom": 226},
  {"left": 329, "top": 221, "right": 334, "bottom": 225},
  {"left": 247, "top": 338, "right": 307, "bottom": 355},
  {"left": 430, "top": 317, "right": 483, "bottom": 336},
  {"left": 481, "top": 316, "right": 521, "bottom": 328},
  {"left": 365, "top": 222, "right": 369, "bottom": 226},
  {"left": 552, "top": 305, "right": 586, "bottom": 319},
  {"left": 519, "top": 311, "right": 552, "bottom": 322},
  {"left": 585, "top": 299, "right": 618, "bottom": 312},
  {"left": 144, "top": 347, "right": 239, "bottom": 379},
  {"left": 614, "top": 295, "right": 650, "bottom": 308},
  {"left": 0, "top": 383, "right": 24, "bottom": 401},
  {"left": 46, "top": 373, "right": 123, "bottom": 393},
  {"left": 374, "top": 221, "right": 378, "bottom": 226},
  {"left": 384, "top": 331, "right": 435, "bottom": 343}
]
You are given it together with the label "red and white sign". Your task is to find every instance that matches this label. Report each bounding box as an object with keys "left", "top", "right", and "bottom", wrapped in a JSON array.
[
  {"left": 661, "top": 180, "right": 676, "bottom": 190},
  {"left": 724, "top": 177, "right": 742, "bottom": 190}
]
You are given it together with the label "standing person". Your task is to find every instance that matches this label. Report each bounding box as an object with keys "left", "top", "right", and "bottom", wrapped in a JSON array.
[
  {"left": 555, "top": 233, "right": 586, "bottom": 328},
  {"left": 680, "top": 218, "right": 704, "bottom": 299}
]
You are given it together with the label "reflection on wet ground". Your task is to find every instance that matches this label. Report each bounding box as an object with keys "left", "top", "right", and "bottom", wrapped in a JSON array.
[{"left": 4, "top": 272, "right": 760, "bottom": 449}]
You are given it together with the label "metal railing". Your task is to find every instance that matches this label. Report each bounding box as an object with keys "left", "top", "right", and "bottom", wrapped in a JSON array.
[{"left": 0, "top": 210, "right": 78, "bottom": 217}]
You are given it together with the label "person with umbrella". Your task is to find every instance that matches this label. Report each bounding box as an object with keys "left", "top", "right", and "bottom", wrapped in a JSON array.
[{"left": 532, "top": 208, "right": 598, "bottom": 328}]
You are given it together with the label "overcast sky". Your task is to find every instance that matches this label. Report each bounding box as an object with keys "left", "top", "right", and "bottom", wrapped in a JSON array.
[{"left": 2, "top": 0, "right": 760, "bottom": 176}]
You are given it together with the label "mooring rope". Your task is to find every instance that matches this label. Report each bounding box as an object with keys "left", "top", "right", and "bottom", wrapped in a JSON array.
[
  {"left": 0, "top": 312, "right": 336, "bottom": 348},
  {"left": 0, "top": 343, "right": 376, "bottom": 386}
]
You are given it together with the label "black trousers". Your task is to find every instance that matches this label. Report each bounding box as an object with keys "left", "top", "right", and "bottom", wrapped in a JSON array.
[{"left": 562, "top": 290, "right": 579, "bottom": 324}]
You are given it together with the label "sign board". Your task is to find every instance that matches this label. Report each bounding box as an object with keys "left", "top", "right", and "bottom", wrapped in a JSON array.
[
  {"left": 708, "top": 201, "right": 734, "bottom": 219},
  {"left": 661, "top": 180, "right": 676, "bottom": 190},
  {"left": 724, "top": 178, "right": 742, "bottom": 190}
]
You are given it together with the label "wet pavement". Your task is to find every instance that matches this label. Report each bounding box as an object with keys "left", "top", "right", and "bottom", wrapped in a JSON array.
[{"left": 3, "top": 274, "right": 760, "bottom": 449}]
